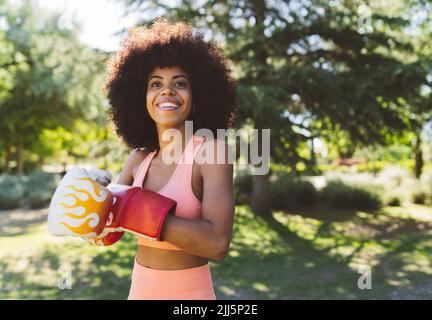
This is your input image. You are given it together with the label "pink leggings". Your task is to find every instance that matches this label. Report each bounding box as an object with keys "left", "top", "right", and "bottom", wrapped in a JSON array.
[{"left": 128, "top": 258, "right": 217, "bottom": 300}]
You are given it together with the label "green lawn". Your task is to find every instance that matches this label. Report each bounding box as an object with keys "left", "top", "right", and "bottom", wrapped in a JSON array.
[{"left": 1, "top": 204, "right": 431, "bottom": 299}]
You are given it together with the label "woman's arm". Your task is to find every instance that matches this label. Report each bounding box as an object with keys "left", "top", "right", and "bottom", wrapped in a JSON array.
[{"left": 161, "top": 140, "right": 235, "bottom": 262}]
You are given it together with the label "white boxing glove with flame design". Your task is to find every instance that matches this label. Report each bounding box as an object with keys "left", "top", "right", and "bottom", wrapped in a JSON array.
[{"left": 47, "top": 166, "right": 115, "bottom": 238}]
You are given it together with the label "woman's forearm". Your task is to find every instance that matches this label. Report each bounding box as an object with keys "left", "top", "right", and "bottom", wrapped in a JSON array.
[{"left": 160, "top": 214, "right": 230, "bottom": 262}]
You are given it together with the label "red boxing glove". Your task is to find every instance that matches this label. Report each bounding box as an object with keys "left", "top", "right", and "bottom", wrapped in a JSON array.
[
  {"left": 85, "top": 229, "right": 125, "bottom": 246},
  {"left": 86, "top": 185, "right": 177, "bottom": 246}
]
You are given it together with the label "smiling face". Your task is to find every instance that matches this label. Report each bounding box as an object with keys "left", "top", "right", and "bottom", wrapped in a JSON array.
[{"left": 146, "top": 66, "right": 193, "bottom": 130}]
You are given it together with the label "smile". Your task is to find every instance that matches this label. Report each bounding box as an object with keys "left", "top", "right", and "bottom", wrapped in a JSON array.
[{"left": 156, "top": 102, "right": 181, "bottom": 111}]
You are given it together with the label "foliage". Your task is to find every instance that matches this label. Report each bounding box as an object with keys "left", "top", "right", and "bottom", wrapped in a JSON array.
[
  {"left": 270, "top": 171, "right": 320, "bottom": 209},
  {"left": 0, "top": 0, "right": 111, "bottom": 173},
  {"left": 0, "top": 175, "right": 26, "bottom": 209},
  {"left": 387, "top": 196, "right": 401, "bottom": 207},
  {"left": 412, "top": 190, "right": 428, "bottom": 205},
  {"left": 119, "top": 0, "right": 432, "bottom": 217},
  {"left": 123, "top": 0, "right": 431, "bottom": 161},
  {"left": 24, "top": 170, "right": 60, "bottom": 209},
  {"left": 321, "top": 180, "right": 382, "bottom": 210},
  {"left": 0, "top": 170, "right": 60, "bottom": 209}
]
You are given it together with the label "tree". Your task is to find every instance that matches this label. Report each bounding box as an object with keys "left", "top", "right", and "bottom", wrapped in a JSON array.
[
  {"left": 0, "top": 0, "right": 110, "bottom": 175},
  {"left": 120, "top": 0, "right": 431, "bottom": 215}
]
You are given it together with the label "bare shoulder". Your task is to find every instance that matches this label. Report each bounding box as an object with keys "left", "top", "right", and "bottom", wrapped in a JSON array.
[
  {"left": 117, "top": 148, "right": 152, "bottom": 185},
  {"left": 199, "top": 137, "right": 232, "bottom": 167},
  {"left": 198, "top": 137, "right": 233, "bottom": 181}
]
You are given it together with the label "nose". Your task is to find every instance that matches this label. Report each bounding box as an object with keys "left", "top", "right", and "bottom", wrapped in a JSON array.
[{"left": 161, "top": 85, "right": 175, "bottom": 96}]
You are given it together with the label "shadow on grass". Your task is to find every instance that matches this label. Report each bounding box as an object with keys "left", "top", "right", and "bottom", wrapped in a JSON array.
[
  {"left": 268, "top": 206, "right": 432, "bottom": 299},
  {"left": 2, "top": 205, "right": 431, "bottom": 299},
  {"left": 1, "top": 206, "right": 363, "bottom": 300},
  {"left": 284, "top": 205, "right": 372, "bottom": 222},
  {"left": 0, "top": 207, "right": 137, "bottom": 299},
  {"left": 0, "top": 234, "right": 137, "bottom": 300},
  {"left": 0, "top": 208, "right": 48, "bottom": 237},
  {"left": 372, "top": 229, "right": 432, "bottom": 299},
  {"left": 211, "top": 208, "right": 377, "bottom": 299}
]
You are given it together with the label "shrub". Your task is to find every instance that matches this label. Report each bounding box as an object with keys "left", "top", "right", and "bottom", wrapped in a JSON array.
[
  {"left": 355, "top": 161, "right": 386, "bottom": 174},
  {"left": 412, "top": 190, "right": 427, "bottom": 205},
  {"left": 28, "top": 189, "right": 54, "bottom": 209},
  {"left": 25, "top": 170, "right": 59, "bottom": 192},
  {"left": 270, "top": 172, "right": 319, "bottom": 210},
  {"left": 24, "top": 170, "right": 60, "bottom": 209},
  {"left": 381, "top": 187, "right": 406, "bottom": 207},
  {"left": 0, "top": 175, "right": 26, "bottom": 209},
  {"left": 387, "top": 196, "right": 401, "bottom": 207},
  {"left": 321, "top": 180, "right": 381, "bottom": 210},
  {"left": 399, "top": 159, "right": 415, "bottom": 173},
  {"left": 0, "top": 171, "right": 61, "bottom": 210}
]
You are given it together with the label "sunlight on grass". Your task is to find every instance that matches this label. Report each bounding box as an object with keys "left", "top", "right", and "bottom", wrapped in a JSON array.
[
  {"left": 228, "top": 250, "right": 240, "bottom": 257},
  {"left": 384, "top": 204, "right": 432, "bottom": 221},
  {"left": 218, "top": 285, "right": 238, "bottom": 297},
  {"left": 1, "top": 204, "right": 432, "bottom": 299},
  {"left": 232, "top": 206, "right": 287, "bottom": 255},
  {"left": 272, "top": 204, "right": 432, "bottom": 298},
  {"left": 252, "top": 282, "right": 269, "bottom": 292},
  {"left": 274, "top": 213, "right": 322, "bottom": 240}
]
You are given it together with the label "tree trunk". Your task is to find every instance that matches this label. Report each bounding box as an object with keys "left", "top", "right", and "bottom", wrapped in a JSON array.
[
  {"left": 414, "top": 133, "right": 423, "bottom": 179},
  {"left": 250, "top": 125, "right": 272, "bottom": 216},
  {"left": 4, "top": 144, "right": 12, "bottom": 173},
  {"left": 17, "top": 138, "right": 24, "bottom": 176},
  {"left": 251, "top": 172, "right": 271, "bottom": 216},
  {"left": 250, "top": 0, "right": 272, "bottom": 217},
  {"left": 37, "top": 155, "right": 44, "bottom": 169},
  {"left": 62, "top": 162, "right": 67, "bottom": 177}
]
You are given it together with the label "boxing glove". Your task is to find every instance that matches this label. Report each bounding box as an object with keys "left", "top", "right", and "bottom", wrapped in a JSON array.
[
  {"left": 82, "top": 184, "right": 130, "bottom": 246},
  {"left": 48, "top": 166, "right": 177, "bottom": 245},
  {"left": 87, "top": 169, "right": 113, "bottom": 187},
  {"left": 83, "top": 184, "right": 135, "bottom": 246},
  {"left": 48, "top": 166, "right": 114, "bottom": 238},
  {"left": 93, "top": 185, "right": 176, "bottom": 238},
  {"left": 84, "top": 183, "right": 179, "bottom": 246}
]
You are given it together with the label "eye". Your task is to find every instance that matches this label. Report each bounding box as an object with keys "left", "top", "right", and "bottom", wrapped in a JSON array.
[
  {"left": 150, "top": 81, "right": 160, "bottom": 88},
  {"left": 176, "top": 81, "right": 187, "bottom": 88}
]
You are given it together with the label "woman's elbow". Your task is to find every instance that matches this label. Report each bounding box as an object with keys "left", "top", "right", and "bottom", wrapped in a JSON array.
[
  {"left": 211, "top": 239, "right": 231, "bottom": 262},
  {"left": 213, "top": 251, "right": 228, "bottom": 263}
]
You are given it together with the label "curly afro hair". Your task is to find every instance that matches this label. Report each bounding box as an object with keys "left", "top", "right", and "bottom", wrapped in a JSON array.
[{"left": 104, "top": 17, "right": 237, "bottom": 151}]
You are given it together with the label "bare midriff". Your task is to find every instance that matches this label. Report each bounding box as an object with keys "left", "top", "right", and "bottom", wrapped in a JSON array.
[{"left": 136, "top": 245, "right": 208, "bottom": 270}]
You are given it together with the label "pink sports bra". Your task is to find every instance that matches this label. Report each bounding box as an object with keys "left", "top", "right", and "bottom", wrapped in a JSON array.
[{"left": 132, "top": 135, "right": 206, "bottom": 250}]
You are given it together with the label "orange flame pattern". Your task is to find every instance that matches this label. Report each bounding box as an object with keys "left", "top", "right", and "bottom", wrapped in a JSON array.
[{"left": 58, "top": 177, "right": 112, "bottom": 236}]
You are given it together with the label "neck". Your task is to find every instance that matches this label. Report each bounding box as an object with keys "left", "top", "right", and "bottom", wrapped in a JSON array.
[{"left": 155, "top": 122, "right": 192, "bottom": 161}]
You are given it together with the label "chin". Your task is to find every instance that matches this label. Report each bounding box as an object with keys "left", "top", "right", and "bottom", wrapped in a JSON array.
[
  {"left": 154, "top": 118, "right": 187, "bottom": 128},
  {"left": 150, "top": 111, "right": 191, "bottom": 128}
]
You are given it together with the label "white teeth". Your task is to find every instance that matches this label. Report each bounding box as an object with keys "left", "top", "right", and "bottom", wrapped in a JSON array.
[{"left": 158, "top": 102, "right": 178, "bottom": 108}]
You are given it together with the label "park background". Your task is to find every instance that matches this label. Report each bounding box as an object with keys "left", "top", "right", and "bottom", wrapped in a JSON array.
[{"left": 0, "top": 0, "right": 431, "bottom": 299}]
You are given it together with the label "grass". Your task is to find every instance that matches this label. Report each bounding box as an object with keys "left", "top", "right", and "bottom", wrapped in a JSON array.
[{"left": 0, "top": 204, "right": 431, "bottom": 299}]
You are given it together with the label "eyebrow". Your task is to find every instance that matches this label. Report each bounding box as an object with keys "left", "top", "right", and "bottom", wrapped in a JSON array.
[{"left": 148, "top": 75, "right": 188, "bottom": 81}]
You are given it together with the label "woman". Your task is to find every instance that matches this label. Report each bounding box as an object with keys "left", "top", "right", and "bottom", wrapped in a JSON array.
[{"left": 104, "top": 18, "right": 237, "bottom": 300}]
